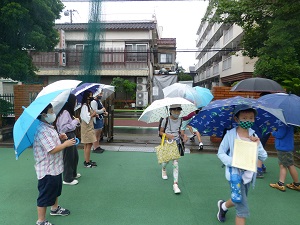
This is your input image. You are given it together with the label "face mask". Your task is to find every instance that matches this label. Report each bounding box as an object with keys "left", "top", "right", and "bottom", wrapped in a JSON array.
[
  {"left": 44, "top": 113, "right": 56, "bottom": 124},
  {"left": 171, "top": 113, "right": 179, "bottom": 119},
  {"left": 238, "top": 120, "right": 254, "bottom": 129},
  {"left": 97, "top": 96, "right": 102, "bottom": 100},
  {"left": 89, "top": 97, "right": 94, "bottom": 101}
]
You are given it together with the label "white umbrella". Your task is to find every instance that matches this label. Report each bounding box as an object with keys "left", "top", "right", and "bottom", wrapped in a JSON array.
[
  {"left": 138, "top": 97, "right": 197, "bottom": 123},
  {"left": 163, "top": 83, "right": 202, "bottom": 108},
  {"left": 36, "top": 80, "right": 82, "bottom": 114},
  {"left": 93, "top": 84, "right": 115, "bottom": 100}
]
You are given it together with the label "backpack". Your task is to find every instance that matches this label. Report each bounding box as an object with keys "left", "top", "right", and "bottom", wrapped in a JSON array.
[{"left": 158, "top": 117, "right": 183, "bottom": 138}]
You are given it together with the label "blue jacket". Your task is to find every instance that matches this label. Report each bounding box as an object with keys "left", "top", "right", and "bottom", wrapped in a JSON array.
[
  {"left": 217, "top": 127, "right": 268, "bottom": 185},
  {"left": 272, "top": 125, "right": 294, "bottom": 152}
]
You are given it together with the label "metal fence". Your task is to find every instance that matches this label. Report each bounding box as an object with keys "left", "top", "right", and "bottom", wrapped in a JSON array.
[{"left": 0, "top": 94, "right": 14, "bottom": 116}]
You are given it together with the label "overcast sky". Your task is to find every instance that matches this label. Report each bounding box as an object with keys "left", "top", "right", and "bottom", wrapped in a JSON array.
[{"left": 56, "top": 1, "right": 209, "bottom": 71}]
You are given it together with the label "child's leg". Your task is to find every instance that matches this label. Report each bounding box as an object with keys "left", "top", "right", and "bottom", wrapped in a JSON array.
[
  {"left": 37, "top": 206, "right": 47, "bottom": 222},
  {"left": 279, "top": 164, "right": 288, "bottom": 183},
  {"left": 162, "top": 162, "right": 168, "bottom": 170},
  {"left": 235, "top": 216, "right": 246, "bottom": 225},
  {"left": 84, "top": 143, "right": 92, "bottom": 162},
  {"left": 172, "top": 160, "right": 179, "bottom": 184},
  {"left": 288, "top": 165, "right": 299, "bottom": 183}
]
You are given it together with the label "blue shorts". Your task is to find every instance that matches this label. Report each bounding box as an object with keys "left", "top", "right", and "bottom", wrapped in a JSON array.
[
  {"left": 37, "top": 174, "right": 62, "bottom": 207},
  {"left": 94, "top": 118, "right": 104, "bottom": 130},
  {"left": 229, "top": 181, "right": 250, "bottom": 218}
]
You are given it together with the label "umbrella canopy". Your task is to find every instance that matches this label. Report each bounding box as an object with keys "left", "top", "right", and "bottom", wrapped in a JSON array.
[
  {"left": 72, "top": 83, "right": 115, "bottom": 110},
  {"left": 13, "top": 89, "right": 70, "bottom": 159},
  {"left": 231, "top": 78, "right": 285, "bottom": 93},
  {"left": 258, "top": 93, "right": 300, "bottom": 126},
  {"left": 138, "top": 97, "right": 197, "bottom": 123},
  {"left": 193, "top": 86, "right": 214, "bottom": 107},
  {"left": 36, "top": 79, "right": 82, "bottom": 114},
  {"left": 163, "top": 83, "right": 202, "bottom": 108},
  {"left": 189, "top": 96, "right": 286, "bottom": 137}
]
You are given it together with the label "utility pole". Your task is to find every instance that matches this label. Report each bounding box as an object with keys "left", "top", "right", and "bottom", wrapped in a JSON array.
[{"left": 64, "top": 9, "right": 78, "bottom": 24}]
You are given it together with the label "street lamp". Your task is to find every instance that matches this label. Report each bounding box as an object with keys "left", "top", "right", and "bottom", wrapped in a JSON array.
[{"left": 64, "top": 9, "right": 78, "bottom": 24}]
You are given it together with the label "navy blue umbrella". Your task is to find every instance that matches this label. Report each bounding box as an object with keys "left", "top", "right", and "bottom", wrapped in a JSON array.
[{"left": 189, "top": 96, "right": 286, "bottom": 137}]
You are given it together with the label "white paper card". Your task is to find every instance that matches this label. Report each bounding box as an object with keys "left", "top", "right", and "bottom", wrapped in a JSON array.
[{"left": 232, "top": 139, "right": 258, "bottom": 172}]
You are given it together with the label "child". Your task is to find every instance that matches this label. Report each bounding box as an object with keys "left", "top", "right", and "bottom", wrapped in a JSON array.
[
  {"left": 56, "top": 94, "right": 81, "bottom": 185},
  {"left": 159, "top": 104, "right": 188, "bottom": 194},
  {"left": 181, "top": 109, "right": 204, "bottom": 150},
  {"left": 270, "top": 124, "right": 300, "bottom": 191},
  {"left": 33, "top": 103, "right": 76, "bottom": 225},
  {"left": 80, "top": 90, "right": 98, "bottom": 168},
  {"left": 217, "top": 104, "right": 267, "bottom": 225}
]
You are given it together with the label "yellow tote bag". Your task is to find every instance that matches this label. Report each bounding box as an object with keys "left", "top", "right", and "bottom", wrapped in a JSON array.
[{"left": 155, "top": 134, "right": 180, "bottom": 164}]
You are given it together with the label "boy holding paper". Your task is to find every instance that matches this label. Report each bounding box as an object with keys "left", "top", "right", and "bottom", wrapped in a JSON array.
[{"left": 216, "top": 104, "right": 268, "bottom": 225}]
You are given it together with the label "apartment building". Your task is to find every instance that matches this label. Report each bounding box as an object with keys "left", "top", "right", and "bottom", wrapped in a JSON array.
[
  {"left": 194, "top": 9, "right": 257, "bottom": 89},
  {"left": 30, "top": 21, "right": 177, "bottom": 106}
]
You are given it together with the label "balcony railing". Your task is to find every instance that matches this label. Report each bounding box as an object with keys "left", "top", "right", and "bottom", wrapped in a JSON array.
[{"left": 30, "top": 48, "right": 150, "bottom": 70}]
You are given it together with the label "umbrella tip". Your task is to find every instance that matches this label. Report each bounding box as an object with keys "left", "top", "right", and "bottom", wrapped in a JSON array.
[{"left": 22, "top": 106, "right": 26, "bottom": 109}]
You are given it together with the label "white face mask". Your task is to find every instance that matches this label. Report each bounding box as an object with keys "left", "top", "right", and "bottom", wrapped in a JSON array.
[{"left": 44, "top": 113, "right": 56, "bottom": 124}]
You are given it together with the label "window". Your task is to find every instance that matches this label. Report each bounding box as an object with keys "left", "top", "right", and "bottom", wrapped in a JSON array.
[
  {"left": 222, "top": 56, "right": 232, "bottom": 71},
  {"left": 125, "top": 43, "right": 147, "bottom": 62},
  {"left": 160, "top": 53, "right": 173, "bottom": 64}
]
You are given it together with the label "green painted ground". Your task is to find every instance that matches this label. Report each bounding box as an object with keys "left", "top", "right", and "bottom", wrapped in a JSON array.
[{"left": 0, "top": 148, "right": 299, "bottom": 225}]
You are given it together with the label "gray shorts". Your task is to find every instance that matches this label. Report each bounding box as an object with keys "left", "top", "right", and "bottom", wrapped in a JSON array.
[
  {"left": 229, "top": 181, "right": 250, "bottom": 218},
  {"left": 277, "top": 150, "right": 294, "bottom": 167}
]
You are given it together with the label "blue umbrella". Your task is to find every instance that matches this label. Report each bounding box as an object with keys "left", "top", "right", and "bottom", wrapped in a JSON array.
[
  {"left": 258, "top": 93, "right": 300, "bottom": 126},
  {"left": 189, "top": 96, "right": 286, "bottom": 137},
  {"left": 193, "top": 86, "right": 214, "bottom": 107},
  {"left": 71, "top": 83, "right": 102, "bottom": 109},
  {"left": 13, "top": 89, "right": 70, "bottom": 159}
]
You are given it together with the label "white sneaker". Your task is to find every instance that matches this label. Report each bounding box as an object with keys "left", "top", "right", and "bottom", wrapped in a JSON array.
[
  {"left": 173, "top": 184, "right": 181, "bottom": 194},
  {"left": 162, "top": 170, "right": 168, "bottom": 180},
  {"left": 75, "top": 173, "right": 81, "bottom": 179},
  {"left": 63, "top": 180, "right": 78, "bottom": 185},
  {"left": 199, "top": 143, "right": 204, "bottom": 150}
]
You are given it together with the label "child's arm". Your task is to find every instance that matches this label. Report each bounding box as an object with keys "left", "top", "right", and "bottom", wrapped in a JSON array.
[
  {"left": 217, "top": 133, "right": 232, "bottom": 166},
  {"left": 49, "top": 139, "right": 76, "bottom": 154},
  {"left": 272, "top": 126, "right": 287, "bottom": 139}
]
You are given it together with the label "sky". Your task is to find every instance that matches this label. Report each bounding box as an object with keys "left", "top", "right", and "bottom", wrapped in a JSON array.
[{"left": 56, "top": 0, "right": 209, "bottom": 71}]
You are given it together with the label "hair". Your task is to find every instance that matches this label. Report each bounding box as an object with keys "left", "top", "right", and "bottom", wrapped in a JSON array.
[
  {"left": 81, "top": 90, "right": 93, "bottom": 112},
  {"left": 37, "top": 103, "right": 53, "bottom": 120},
  {"left": 58, "top": 94, "right": 76, "bottom": 117},
  {"left": 235, "top": 108, "right": 257, "bottom": 118}
]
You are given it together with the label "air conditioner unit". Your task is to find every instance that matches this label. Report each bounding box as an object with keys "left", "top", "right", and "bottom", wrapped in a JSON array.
[
  {"left": 137, "top": 77, "right": 147, "bottom": 84},
  {"left": 137, "top": 84, "right": 147, "bottom": 92},
  {"left": 136, "top": 91, "right": 148, "bottom": 107}
]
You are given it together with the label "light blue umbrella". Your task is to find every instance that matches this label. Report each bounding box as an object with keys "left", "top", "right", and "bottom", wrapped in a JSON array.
[
  {"left": 13, "top": 89, "right": 70, "bottom": 159},
  {"left": 258, "top": 93, "right": 300, "bottom": 126},
  {"left": 193, "top": 86, "right": 214, "bottom": 107}
]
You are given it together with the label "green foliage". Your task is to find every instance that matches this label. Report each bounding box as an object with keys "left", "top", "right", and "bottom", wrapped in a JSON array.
[
  {"left": 205, "top": 0, "right": 300, "bottom": 84},
  {"left": 0, "top": 0, "right": 64, "bottom": 82},
  {"left": 282, "top": 78, "right": 300, "bottom": 96},
  {"left": 178, "top": 74, "right": 193, "bottom": 81},
  {"left": 0, "top": 99, "right": 13, "bottom": 116},
  {"left": 111, "top": 77, "right": 136, "bottom": 100}
]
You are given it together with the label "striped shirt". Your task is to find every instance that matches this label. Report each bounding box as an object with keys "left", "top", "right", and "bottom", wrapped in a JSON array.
[{"left": 33, "top": 122, "right": 63, "bottom": 180}]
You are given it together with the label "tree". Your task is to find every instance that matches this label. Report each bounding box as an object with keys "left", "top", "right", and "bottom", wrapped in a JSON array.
[
  {"left": 111, "top": 77, "right": 137, "bottom": 101},
  {"left": 0, "top": 0, "right": 64, "bottom": 82},
  {"left": 205, "top": 0, "right": 300, "bottom": 88}
]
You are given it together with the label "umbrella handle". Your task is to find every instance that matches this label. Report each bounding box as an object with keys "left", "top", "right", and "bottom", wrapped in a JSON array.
[
  {"left": 166, "top": 139, "right": 174, "bottom": 144},
  {"left": 75, "top": 138, "right": 80, "bottom": 145}
]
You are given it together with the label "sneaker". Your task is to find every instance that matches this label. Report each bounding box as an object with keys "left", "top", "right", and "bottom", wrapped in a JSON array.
[
  {"left": 63, "top": 180, "right": 78, "bottom": 185},
  {"left": 190, "top": 135, "right": 196, "bottom": 142},
  {"left": 286, "top": 183, "right": 300, "bottom": 191},
  {"left": 270, "top": 182, "right": 286, "bottom": 192},
  {"left": 50, "top": 206, "right": 70, "bottom": 216},
  {"left": 83, "top": 161, "right": 97, "bottom": 168},
  {"left": 36, "top": 220, "right": 54, "bottom": 225},
  {"left": 90, "top": 160, "right": 97, "bottom": 166},
  {"left": 173, "top": 183, "right": 181, "bottom": 194},
  {"left": 75, "top": 173, "right": 81, "bottom": 179},
  {"left": 93, "top": 147, "right": 105, "bottom": 154},
  {"left": 162, "top": 170, "right": 168, "bottom": 180},
  {"left": 217, "top": 200, "right": 227, "bottom": 222},
  {"left": 262, "top": 164, "right": 267, "bottom": 173},
  {"left": 256, "top": 170, "right": 264, "bottom": 179},
  {"left": 199, "top": 143, "right": 204, "bottom": 150}
]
